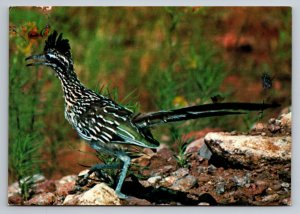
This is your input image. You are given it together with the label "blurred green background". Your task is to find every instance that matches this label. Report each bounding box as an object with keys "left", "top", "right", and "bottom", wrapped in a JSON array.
[{"left": 9, "top": 7, "right": 291, "bottom": 193}]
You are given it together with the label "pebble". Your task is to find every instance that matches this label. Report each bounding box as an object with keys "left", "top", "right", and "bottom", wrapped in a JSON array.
[
  {"left": 233, "top": 174, "right": 250, "bottom": 187},
  {"left": 197, "top": 166, "right": 207, "bottom": 174},
  {"left": 171, "top": 168, "right": 189, "bottom": 177},
  {"left": 35, "top": 180, "right": 57, "bottom": 194},
  {"left": 77, "top": 183, "right": 121, "bottom": 205},
  {"left": 170, "top": 175, "right": 197, "bottom": 192},
  {"left": 269, "top": 118, "right": 276, "bottom": 124},
  {"left": 198, "top": 202, "right": 210, "bottom": 206},
  {"left": 282, "top": 197, "right": 291, "bottom": 206},
  {"left": 123, "top": 197, "right": 151, "bottom": 206},
  {"left": 198, "top": 143, "right": 212, "bottom": 160},
  {"left": 216, "top": 181, "right": 225, "bottom": 194},
  {"left": 207, "top": 165, "right": 216, "bottom": 174},
  {"left": 25, "top": 192, "right": 56, "bottom": 205},
  {"left": 63, "top": 194, "right": 80, "bottom": 205},
  {"left": 147, "top": 176, "right": 162, "bottom": 184},
  {"left": 8, "top": 194, "right": 23, "bottom": 205},
  {"left": 253, "top": 122, "right": 265, "bottom": 132},
  {"left": 268, "top": 124, "right": 281, "bottom": 133},
  {"left": 281, "top": 182, "right": 290, "bottom": 188},
  {"left": 58, "top": 175, "right": 77, "bottom": 184},
  {"left": 198, "top": 175, "right": 210, "bottom": 183},
  {"left": 272, "top": 183, "right": 282, "bottom": 191},
  {"left": 262, "top": 193, "right": 279, "bottom": 202},
  {"left": 56, "top": 180, "right": 76, "bottom": 196},
  {"left": 161, "top": 176, "right": 177, "bottom": 187}
]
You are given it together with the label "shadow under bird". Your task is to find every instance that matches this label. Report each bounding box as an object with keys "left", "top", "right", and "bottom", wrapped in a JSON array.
[{"left": 26, "top": 31, "right": 279, "bottom": 198}]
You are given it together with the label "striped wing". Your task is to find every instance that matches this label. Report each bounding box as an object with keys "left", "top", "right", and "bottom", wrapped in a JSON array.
[{"left": 69, "top": 100, "right": 158, "bottom": 149}]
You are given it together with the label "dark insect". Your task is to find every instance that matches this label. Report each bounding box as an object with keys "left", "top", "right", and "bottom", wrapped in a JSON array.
[
  {"left": 261, "top": 72, "right": 273, "bottom": 90},
  {"left": 211, "top": 94, "right": 225, "bottom": 103}
]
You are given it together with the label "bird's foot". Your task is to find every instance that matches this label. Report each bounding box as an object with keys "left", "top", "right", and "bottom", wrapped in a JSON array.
[
  {"left": 115, "top": 191, "right": 128, "bottom": 199},
  {"left": 77, "top": 173, "right": 90, "bottom": 187}
]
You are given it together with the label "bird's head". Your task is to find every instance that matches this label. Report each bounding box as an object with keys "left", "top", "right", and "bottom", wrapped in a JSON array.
[{"left": 26, "top": 30, "right": 74, "bottom": 76}]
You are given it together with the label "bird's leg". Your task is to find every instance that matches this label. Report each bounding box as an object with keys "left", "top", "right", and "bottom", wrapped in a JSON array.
[
  {"left": 89, "top": 141, "right": 131, "bottom": 198},
  {"left": 114, "top": 152, "right": 131, "bottom": 199}
]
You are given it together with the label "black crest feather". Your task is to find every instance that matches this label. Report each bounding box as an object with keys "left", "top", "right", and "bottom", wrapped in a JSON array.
[{"left": 44, "top": 30, "right": 71, "bottom": 58}]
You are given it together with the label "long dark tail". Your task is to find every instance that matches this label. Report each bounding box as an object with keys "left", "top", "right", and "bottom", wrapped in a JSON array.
[{"left": 133, "top": 102, "right": 280, "bottom": 128}]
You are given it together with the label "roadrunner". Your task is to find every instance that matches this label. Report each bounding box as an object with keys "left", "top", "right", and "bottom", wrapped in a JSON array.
[{"left": 26, "top": 31, "right": 279, "bottom": 198}]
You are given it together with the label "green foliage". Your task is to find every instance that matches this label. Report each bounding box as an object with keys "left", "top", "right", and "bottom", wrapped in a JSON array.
[
  {"left": 185, "top": 47, "right": 228, "bottom": 103},
  {"left": 98, "top": 84, "right": 140, "bottom": 113},
  {"left": 9, "top": 30, "right": 46, "bottom": 199},
  {"left": 174, "top": 139, "right": 193, "bottom": 168},
  {"left": 9, "top": 133, "right": 42, "bottom": 200}
]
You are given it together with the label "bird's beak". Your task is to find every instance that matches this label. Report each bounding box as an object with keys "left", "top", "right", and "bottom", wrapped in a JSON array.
[{"left": 25, "top": 54, "right": 47, "bottom": 66}]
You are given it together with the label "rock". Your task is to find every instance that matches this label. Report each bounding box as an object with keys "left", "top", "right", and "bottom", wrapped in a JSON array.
[
  {"left": 122, "top": 197, "right": 151, "bottom": 205},
  {"left": 198, "top": 175, "right": 210, "bottom": 183},
  {"left": 252, "top": 122, "right": 266, "bottom": 132},
  {"left": 198, "top": 202, "right": 210, "bottom": 206},
  {"left": 281, "top": 182, "right": 290, "bottom": 188},
  {"left": 282, "top": 197, "right": 291, "bottom": 206},
  {"left": 232, "top": 173, "right": 251, "bottom": 187},
  {"left": 246, "top": 180, "right": 268, "bottom": 196},
  {"left": 78, "top": 169, "right": 90, "bottom": 177},
  {"left": 8, "top": 182, "right": 20, "bottom": 197},
  {"left": 255, "top": 180, "right": 268, "bottom": 190},
  {"left": 216, "top": 181, "right": 225, "bottom": 194},
  {"left": 8, "top": 175, "right": 46, "bottom": 198},
  {"left": 147, "top": 176, "right": 162, "bottom": 185},
  {"left": 185, "top": 138, "right": 205, "bottom": 154},
  {"left": 63, "top": 194, "right": 80, "bottom": 205},
  {"left": 157, "top": 147, "right": 175, "bottom": 161},
  {"left": 161, "top": 176, "right": 177, "bottom": 187},
  {"left": 58, "top": 175, "right": 77, "bottom": 185},
  {"left": 268, "top": 124, "right": 281, "bottom": 133},
  {"left": 159, "top": 168, "right": 194, "bottom": 190},
  {"left": 8, "top": 194, "right": 23, "bottom": 205},
  {"left": 77, "top": 183, "right": 121, "bottom": 205},
  {"left": 138, "top": 180, "right": 151, "bottom": 188},
  {"left": 207, "top": 165, "right": 216, "bottom": 174},
  {"left": 56, "top": 175, "right": 77, "bottom": 197},
  {"left": 56, "top": 180, "right": 76, "bottom": 197},
  {"left": 25, "top": 192, "right": 56, "bottom": 205},
  {"left": 269, "top": 118, "right": 276, "bottom": 124},
  {"left": 133, "top": 155, "right": 151, "bottom": 167},
  {"left": 278, "top": 112, "right": 291, "bottom": 130},
  {"left": 272, "top": 183, "right": 282, "bottom": 191},
  {"left": 204, "top": 132, "right": 291, "bottom": 168},
  {"left": 169, "top": 175, "right": 197, "bottom": 192},
  {"left": 262, "top": 193, "right": 279, "bottom": 202},
  {"left": 268, "top": 112, "right": 291, "bottom": 134},
  {"left": 198, "top": 143, "right": 212, "bottom": 160},
  {"left": 171, "top": 168, "right": 189, "bottom": 177},
  {"left": 197, "top": 166, "right": 207, "bottom": 174},
  {"left": 253, "top": 184, "right": 268, "bottom": 195},
  {"left": 35, "top": 180, "right": 56, "bottom": 194}
]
